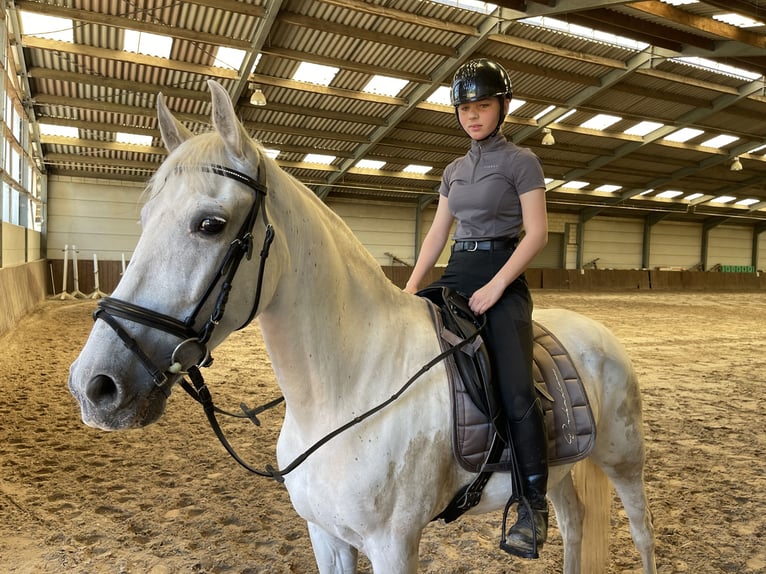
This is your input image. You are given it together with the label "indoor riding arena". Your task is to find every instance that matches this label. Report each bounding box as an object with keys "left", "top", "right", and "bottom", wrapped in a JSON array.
[{"left": 1, "top": 2, "right": 765, "bottom": 574}]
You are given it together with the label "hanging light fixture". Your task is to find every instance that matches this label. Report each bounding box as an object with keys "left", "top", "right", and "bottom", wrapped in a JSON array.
[
  {"left": 541, "top": 127, "right": 555, "bottom": 146},
  {"left": 730, "top": 156, "right": 743, "bottom": 171},
  {"left": 249, "top": 83, "right": 267, "bottom": 106}
]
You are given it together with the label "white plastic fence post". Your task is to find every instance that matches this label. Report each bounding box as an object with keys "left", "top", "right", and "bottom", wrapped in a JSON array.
[
  {"left": 88, "top": 253, "right": 107, "bottom": 299},
  {"left": 70, "top": 245, "right": 86, "bottom": 298},
  {"left": 59, "top": 245, "right": 75, "bottom": 300}
]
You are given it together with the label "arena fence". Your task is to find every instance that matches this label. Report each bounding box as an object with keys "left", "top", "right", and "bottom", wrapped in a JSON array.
[{"left": 43, "top": 260, "right": 766, "bottom": 297}]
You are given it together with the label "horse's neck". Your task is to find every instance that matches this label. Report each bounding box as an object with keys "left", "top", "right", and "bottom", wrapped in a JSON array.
[{"left": 257, "top": 176, "right": 426, "bottom": 421}]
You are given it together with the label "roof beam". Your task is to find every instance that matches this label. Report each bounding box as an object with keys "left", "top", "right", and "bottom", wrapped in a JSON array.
[
  {"left": 628, "top": 1, "right": 766, "bottom": 49},
  {"left": 14, "top": 1, "right": 258, "bottom": 49},
  {"left": 228, "top": 0, "right": 284, "bottom": 107},
  {"left": 277, "top": 11, "right": 457, "bottom": 57},
  {"left": 317, "top": 0, "right": 477, "bottom": 35},
  {"left": 21, "top": 37, "right": 240, "bottom": 79},
  {"left": 545, "top": 76, "right": 765, "bottom": 194}
]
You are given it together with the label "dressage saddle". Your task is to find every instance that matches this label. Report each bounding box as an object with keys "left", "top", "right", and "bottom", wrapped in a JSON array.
[{"left": 418, "top": 287, "right": 596, "bottom": 522}]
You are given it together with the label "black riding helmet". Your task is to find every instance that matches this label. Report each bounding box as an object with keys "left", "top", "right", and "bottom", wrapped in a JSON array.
[{"left": 451, "top": 59, "right": 513, "bottom": 138}]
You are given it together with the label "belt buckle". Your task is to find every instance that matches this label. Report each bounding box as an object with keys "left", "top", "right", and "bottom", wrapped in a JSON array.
[{"left": 466, "top": 240, "right": 479, "bottom": 252}]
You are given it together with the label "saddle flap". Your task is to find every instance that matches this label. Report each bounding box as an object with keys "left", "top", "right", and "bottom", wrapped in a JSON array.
[{"left": 417, "top": 286, "right": 499, "bottom": 424}]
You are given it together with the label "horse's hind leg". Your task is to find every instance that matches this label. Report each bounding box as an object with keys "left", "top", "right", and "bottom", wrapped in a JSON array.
[
  {"left": 307, "top": 522, "right": 359, "bottom": 574},
  {"left": 595, "top": 389, "right": 657, "bottom": 573},
  {"left": 602, "top": 460, "right": 657, "bottom": 574},
  {"left": 548, "top": 468, "right": 584, "bottom": 574}
]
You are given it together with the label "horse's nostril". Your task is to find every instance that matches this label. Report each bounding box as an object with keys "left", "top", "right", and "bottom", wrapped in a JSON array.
[{"left": 86, "top": 374, "right": 119, "bottom": 407}]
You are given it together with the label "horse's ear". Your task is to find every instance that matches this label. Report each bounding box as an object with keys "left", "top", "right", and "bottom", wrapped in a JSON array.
[
  {"left": 157, "top": 92, "right": 193, "bottom": 152},
  {"left": 208, "top": 80, "right": 250, "bottom": 161}
]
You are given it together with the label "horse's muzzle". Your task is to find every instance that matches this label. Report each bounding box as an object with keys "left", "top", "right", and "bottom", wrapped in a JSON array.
[{"left": 68, "top": 361, "right": 169, "bottom": 430}]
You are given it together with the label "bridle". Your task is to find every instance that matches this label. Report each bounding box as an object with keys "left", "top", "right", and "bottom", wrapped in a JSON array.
[
  {"left": 91, "top": 160, "right": 485, "bottom": 484},
  {"left": 94, "top": 163, "right": 274, "bottom": 396}
]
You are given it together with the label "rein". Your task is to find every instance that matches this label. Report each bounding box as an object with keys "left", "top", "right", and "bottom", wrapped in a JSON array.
[
  {"left": 94, "top": 163, "right": 273, "bottom": 395},
  {"left": 179, "top": 303, "right": 486, "bottom": 483}
]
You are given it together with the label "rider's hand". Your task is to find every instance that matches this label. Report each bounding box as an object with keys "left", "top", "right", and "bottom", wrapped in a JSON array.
[{"left": 468, "top": 279, "right": 505, "bottom": 315}]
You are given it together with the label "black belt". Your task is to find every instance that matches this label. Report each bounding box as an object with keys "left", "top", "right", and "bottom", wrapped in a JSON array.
[{"left": 452, "top": 237, "right": 519, "bottom": 252}]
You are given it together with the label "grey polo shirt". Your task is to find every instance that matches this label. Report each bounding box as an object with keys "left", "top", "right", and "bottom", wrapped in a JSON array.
[{"left": 439, "top": 134, "right": 545, "bottom": 241}]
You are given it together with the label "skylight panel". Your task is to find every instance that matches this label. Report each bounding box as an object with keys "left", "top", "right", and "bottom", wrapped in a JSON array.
[
  {"left": 580, "top": 114, "right": 622, "bottom": 131},
  {"left": 595, "top": 184, "right": 622, "bottom": 193},
  {"left": 556, "top": 109, "right": 578, "bottom": 122},
  {"left": 403, "top": 164, "right": 432, "bottom": 174},
  {"left": 521, "top": 16, "right": 648, "bottom": 50},
  {"left": 710, "top": 196, "right": 736, "bottom": 204},
  {"left": 660, "top": 1, "right": 698, "bottom": 5},
  {"left": 624, "top": 121, "right": 664, "bottom": 136},
  {"left": 684, "top": 193, "right": 704, "bottom": 201},
  {"left": 426, "top": 1, "right": 497, "bottom": 15},
  {"left": 250, "top": 53, "right": 263, "bottom": 74},
  {"left": 39, "top": 124, "right": 78, "bottom": 138},
  {"left": 563, "top": 181, "right": 589, "bottom": 190},
  {"left": 663, "top": 128, "right": 704, "bottom": 143},
  {"left": 736, "top": 198, "right": 759, "bottom": 206},
  {"left": 124, "top": 29, "right": 172, "bottom": 59},
  {"left": 363, "top": 75, "right": 409, "bottom": 97},
  {"left": 656, "top": 190, "right": 683, "bottom": 199},
  {"left": 304, "top": 154, "right": 336, "bottom": 165},
  {"left": 215, "top": 47, "right": 246, "bottom": 70},
  {"left": 426, "top": 86, "right": 452, "bottom": 106},
  {"left": 116, "top": 133, "right": 153, "bottom": 146},
  {"left": 713, "top": 13, "right": 764, "bottom": 28},
  {"left": 507, "top": 99, "right": 526, "bottom": 114},
  {"left": 670, "top": 57, "right": 761, "bottom": 81},
  {"left": 356, "top": 159, "right": 386, "bottom": 170},
  {"left": 700, "top": 134, "right": 739, "bottom": 148},
  {"left": 20, "top": 12, "right": 73, "bottom": 42},
  {"left": 292, "top": 62, "right": 339, "bottom": 86},
  {"left": 533, "top": 105, "right": 556, "bottom": 121},
  {"left": 262, "top": 148, "right": 280, "bottom": 159},
  {"left": 747, "top": 144, "right": 766, "bottom": 154}
]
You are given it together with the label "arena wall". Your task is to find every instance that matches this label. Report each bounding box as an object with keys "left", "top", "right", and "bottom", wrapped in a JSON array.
[
  {"left": 0, "top": 259, "right": 47, "bottom": 336},
  {"left": 46, "top": 175, "right": 145, "bottom": 263},
  {"left": 43, "top": 178, "right": 766, "bottom": 297}
]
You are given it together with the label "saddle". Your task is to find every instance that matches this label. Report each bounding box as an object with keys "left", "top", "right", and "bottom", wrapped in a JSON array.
[{"left": 419, "top": 288, "right": 596, "bottom": 521}]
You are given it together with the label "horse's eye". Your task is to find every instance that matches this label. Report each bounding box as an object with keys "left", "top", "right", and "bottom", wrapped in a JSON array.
[{"left": 199, "top": 216, "right": 227, "bottom": 234}]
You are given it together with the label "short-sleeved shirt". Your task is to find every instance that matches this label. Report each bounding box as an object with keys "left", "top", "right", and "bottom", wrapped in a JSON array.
[{"left": 439, "top": 134, "right": 545, "bottom": 240}]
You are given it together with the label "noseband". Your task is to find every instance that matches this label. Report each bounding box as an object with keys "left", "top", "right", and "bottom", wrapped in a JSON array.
[{"left": 94, "top": 163, "right": 274, "bottom": 395}]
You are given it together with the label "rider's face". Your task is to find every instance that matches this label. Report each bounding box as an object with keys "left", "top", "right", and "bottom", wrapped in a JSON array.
[{"left": 457, "top": 97, "right": 503, "bottom": 140}]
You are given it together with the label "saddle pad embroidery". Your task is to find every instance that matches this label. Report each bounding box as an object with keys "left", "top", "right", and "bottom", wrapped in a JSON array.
[{"left": 432, "top": 305, "right": 597, "bottom": 473}]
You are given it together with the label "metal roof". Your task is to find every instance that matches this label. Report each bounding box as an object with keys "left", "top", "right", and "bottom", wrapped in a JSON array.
[{"left": 7, "top": 0, "right": 766, "bottom": 227}]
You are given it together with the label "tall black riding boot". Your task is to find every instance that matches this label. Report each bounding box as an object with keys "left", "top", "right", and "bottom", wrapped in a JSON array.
[{"left": 500, "top": 399, "right": 549, "bottom": 559}]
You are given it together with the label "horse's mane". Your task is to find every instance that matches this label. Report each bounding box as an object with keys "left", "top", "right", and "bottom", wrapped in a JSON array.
[{"left": 143, "top": 126, "right": 390, "bottom": 282}]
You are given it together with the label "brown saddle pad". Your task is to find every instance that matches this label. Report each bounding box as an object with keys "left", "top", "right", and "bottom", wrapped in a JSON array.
[{"left": 435, "top": 311, "right": 597, "bottom": 473}]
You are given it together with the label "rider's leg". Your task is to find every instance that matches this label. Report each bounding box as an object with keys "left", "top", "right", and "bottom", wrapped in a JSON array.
[{"left": 484, "top": 281, "right": 549, "bottom": 559}]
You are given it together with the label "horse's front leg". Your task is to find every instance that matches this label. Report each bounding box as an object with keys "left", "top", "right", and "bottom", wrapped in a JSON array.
[
  {"left": 363, "top": 529, "right": 422, "bottom": 574},
  {"left": 307, "top": 521, "right": 359, "bottom": 574}
]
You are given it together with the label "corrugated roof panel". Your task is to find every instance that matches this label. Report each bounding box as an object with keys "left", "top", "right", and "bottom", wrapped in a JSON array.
[{"left": 12, "top": 0, "right": 766, "bottom": 222}]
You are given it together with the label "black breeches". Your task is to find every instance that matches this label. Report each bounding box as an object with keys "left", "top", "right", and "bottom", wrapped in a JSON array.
[{"left": 430, "top": 248, "right": 537, "bottom": 422}]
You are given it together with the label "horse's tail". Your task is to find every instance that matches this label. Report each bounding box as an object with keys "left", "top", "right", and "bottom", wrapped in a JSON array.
[{"left": 572, "top": 458, "right": 611, "bottom": 573}]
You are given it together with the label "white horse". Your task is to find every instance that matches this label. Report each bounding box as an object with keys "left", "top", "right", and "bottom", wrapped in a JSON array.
[{"left": 68, "top": 81, "right": 656, "bottom": 574}]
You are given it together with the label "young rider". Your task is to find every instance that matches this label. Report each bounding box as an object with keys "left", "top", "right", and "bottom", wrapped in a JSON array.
[{"left": 404, "top": 59, "right": 550, "bottom": 559}]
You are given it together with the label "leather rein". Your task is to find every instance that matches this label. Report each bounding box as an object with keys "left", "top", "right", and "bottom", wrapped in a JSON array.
[{"left": 93, "top": 162, "right": 484, "bottom": 484}]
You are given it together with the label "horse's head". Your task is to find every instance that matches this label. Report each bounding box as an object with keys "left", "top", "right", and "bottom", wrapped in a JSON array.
[{"left": 69, "top": 81, "right": 283, "bottom": 430}]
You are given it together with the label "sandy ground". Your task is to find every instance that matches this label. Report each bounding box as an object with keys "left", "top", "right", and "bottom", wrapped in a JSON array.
[{"left": 0, "top": 291, "right": 764, "bottom": 574}]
